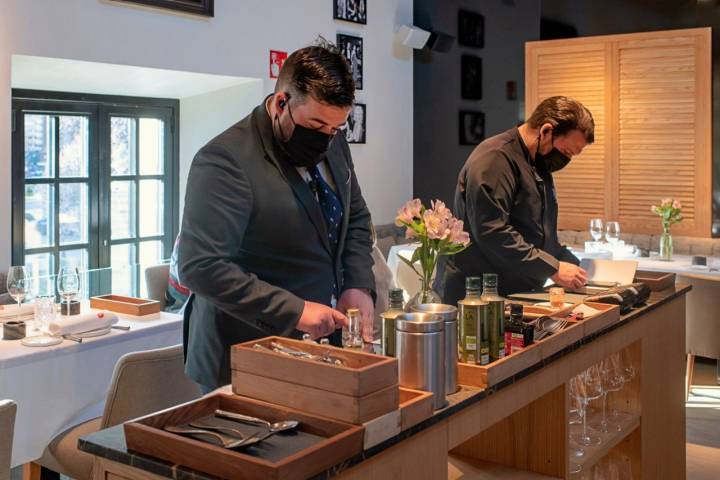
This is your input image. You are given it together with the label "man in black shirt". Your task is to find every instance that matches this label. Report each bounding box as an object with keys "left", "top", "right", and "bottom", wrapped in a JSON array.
[{"left": 440, "top": 96, "right": 593, "bottom": 301}]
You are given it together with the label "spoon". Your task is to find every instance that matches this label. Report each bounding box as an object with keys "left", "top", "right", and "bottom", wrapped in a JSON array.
[
  {"left": 215, "top": 409, "right": 299, "bottom": 433},
  {"left": 189, "top": 422, "right": 246, "bottom": 439}
]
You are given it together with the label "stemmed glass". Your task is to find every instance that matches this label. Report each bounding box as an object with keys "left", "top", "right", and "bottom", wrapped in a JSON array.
[
  {"left": 590, "top": 218, "right": 604, "bottom": 242},
  {"left": 56, "top": 267, "right": 80, "bottom": 315},
  {"left": 605, "top": 221, "right": 621, "bottom": 245},
  {"left": 591, "top": 354, "right": 625, "bottom": 433},
  {"left": 6, "top": 266, "right": 31, "bottom": 322},
  {"left": 570, "top": 366, "right": 604, "bottom": 447},
  {"left": 608, "top": 348, "right": 636, "bottom": 423}
]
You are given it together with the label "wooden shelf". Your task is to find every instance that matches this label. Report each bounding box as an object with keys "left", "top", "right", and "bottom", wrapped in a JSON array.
[
  {"left": 448, "top": 454, "right": 561, "bottom": 480},
  {"left": 568, "top": 412, "right": 640, "bottom": 474}
]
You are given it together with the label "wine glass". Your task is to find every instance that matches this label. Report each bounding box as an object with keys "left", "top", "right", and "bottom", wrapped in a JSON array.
[
  {"left": 570, "top": 367, "right": 603, "bottom": 447},
  {"left": 6, "top": 266, "right": 31, "bottom": 322},
  {"left": 591, "top": 355, "right": 625, "bottom": 433},
  {"left": 56, "top": 267, "right": 80, "bottom": 315},
  {"left": 590, "top": 218, "right": 604, "bottom": 242},
  {"left": 605, "top": 221, "right": 621, "bottom": 245}
]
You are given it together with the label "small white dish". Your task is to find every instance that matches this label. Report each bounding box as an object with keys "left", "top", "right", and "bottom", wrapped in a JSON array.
[
  {"left": 534, "top": 301, "right": 574, "bottom": 310},
  {"left": 21, "top": 335, "right": 62, "bottom": 347}
]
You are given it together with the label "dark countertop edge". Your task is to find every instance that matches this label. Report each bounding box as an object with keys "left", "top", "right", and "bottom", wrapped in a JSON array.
[{"left": 78, "top": 285, "right": 691, "bottom": 480}]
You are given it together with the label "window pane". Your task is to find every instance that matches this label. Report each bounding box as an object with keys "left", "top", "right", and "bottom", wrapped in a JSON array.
[
  {"left": 139, "top": 180, "right": 163, "bottom": 237},
  {"left": 111, "top": 181, "right": 136, "bottom": 239},
  {"left": 111, "top": 243, "right": 136, "bottom": 297},
  {"left": 59, "top": 248, "right": 88, "bottom": 272},
  {"left": 59, "top": 183, "right": 89, "bottom": 245},
  {"left": 24, "top": 114, "right": 55, "bottom": 179},
  {"left": 24, "top": 252, "right": 54, "bottom": 297},
  {"left": 24, "top": 184, "right": 54, "bottom": 248},
  {"left": 111, "top": 117, "right": 136, "bottom": 176},
  {"left": 59, "top": 116, "right": 89, "bottom": 178},
  {"left": 139, "top": 240, "right": 163, "bottom": 297},
  {"left": 139, "top": 118, "right": 164, "bottom": 175}
]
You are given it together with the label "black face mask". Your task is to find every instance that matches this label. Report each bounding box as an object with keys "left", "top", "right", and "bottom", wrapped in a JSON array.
[
  {"left": 275, "top": 102, "right": 334, "bottom": 168},
  {"left": 535, "top": 132, "right": 571, "bottom": 173}
]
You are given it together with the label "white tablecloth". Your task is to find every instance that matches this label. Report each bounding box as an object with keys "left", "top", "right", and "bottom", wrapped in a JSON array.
[
  {"left": 0, "top": 306, "right": 183, "bottom": 467},
  {"left": 574, "top": 251, "right": 720, "bottom": 278}
]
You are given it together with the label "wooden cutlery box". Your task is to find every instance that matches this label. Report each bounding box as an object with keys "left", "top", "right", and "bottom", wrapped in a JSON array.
[
  {"left": 458, "top": 302, "right": 619, "bottom": 388},
  {"left": 231, "top": 336, "right": 399, "bottom": 424},
  {"left": 123, "top": 393, "right": 364, "bottom": 480},
  {"left": 90, "top": 294, "right": 161, "bottom": 316}
]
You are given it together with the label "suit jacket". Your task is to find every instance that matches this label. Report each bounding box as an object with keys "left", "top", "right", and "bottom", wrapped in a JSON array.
[
  {"left": 438, "top": 127, "right": 579, "bottom": 302},
  {"left": 178, "top": 103, "right": 376, "bottom": 389}
]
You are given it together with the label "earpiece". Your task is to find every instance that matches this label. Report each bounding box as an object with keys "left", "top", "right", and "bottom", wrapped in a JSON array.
[{"left": 279, "top": 99, "right": 286, "bottom": 108}]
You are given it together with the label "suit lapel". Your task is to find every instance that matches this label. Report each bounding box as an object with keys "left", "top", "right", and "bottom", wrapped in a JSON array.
[{"left": 253, "top": 105, "right": 332, "bottom": 255}]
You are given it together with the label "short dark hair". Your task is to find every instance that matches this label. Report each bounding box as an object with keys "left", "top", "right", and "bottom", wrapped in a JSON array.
[
  {"left": 527, "top": 96, "right": 595, "bottom": 143},
  {"left": 275, "top": 41, "right": 355, "bottom": 107}
]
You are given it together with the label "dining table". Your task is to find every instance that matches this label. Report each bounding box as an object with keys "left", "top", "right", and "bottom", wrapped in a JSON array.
[{"left": 0, "top": 304, "right": 183, "bottom": 467}]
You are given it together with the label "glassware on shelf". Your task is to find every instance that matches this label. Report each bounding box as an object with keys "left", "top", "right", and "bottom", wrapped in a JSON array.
[
  {"left": 590, "top": 218, "right": 604, "bottom": 242},
  {"left": 605, "top": 221, "right": 621, "bottom": 245},
  {"left": 56, "top": 266, "right": 80, "bottom": 316},
  {"left": 6, "top": 266, "right": 31, "bottom": 324},
  {"left": 570, "top": 366, "right": 603, "bottom": 447}
]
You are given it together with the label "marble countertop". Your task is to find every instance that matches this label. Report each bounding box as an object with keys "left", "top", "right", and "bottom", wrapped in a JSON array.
[{"left": 78, "top": 285, "right": 691, "bottom": 480}]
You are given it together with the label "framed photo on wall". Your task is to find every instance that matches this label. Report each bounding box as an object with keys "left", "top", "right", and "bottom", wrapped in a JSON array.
[
  {"left": 114, "top": 0, "right": 214, "bottom": 17},
  {"left": 459, "top": 110, "right": 485, "bottom": 145},
  {"left": 461, "top": 55, "right": 482, "bottom": 100},
  {"left": 337, "top": 34, "right": 364, "bottom": 90},
  {"left": 334, "top": 0, "right": 367, "bottom": 25},
  {"left": 345, "top": 103, "right": 366, "bottom": 144},
  {"left": 458, "top": 9, "right": 484, "bottom": 48}
]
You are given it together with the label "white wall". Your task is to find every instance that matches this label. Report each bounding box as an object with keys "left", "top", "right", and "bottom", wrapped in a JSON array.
[{"left": 0, "top": 0, "right": 414, "bottom": 270}]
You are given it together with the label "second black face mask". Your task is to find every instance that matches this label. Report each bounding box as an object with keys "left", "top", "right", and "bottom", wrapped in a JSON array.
[{"left": 275, "top": 102, "right": 335, "bottom": 168}]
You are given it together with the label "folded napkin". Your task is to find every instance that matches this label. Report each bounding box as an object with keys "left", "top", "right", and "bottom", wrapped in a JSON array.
[
  {"left": 0, "top": 303, "right": 35, "bottom": 320},
  {"left": 573, "top": 304, "right": 602, "bottom": 319},
  {"left": 48, "top": 311, "right": 118, "bottom": 336}
]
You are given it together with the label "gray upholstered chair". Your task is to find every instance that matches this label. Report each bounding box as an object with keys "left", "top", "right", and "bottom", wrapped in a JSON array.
[
  {"left": 144, "top": 263, "right": 170, "bottom": 307},
  {"left": 37, "top": 345, "right": 201, "bottom": 479},
  {"left": 679, "top": 273, "right": 720, "bottom": 398},
  {"left": 0, "top": 400, "right": 17, "bottom": 480}
]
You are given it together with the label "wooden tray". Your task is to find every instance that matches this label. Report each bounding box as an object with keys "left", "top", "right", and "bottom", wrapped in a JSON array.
[
  {"left": 634, "top": 270, "right": 676, "bottom": 291},
  {"left": 90, "top": 294, "right": 161, "bottom": 316},
  {"left": 124, "top": 393, "right": 363, "bottom": 480},
  {"left": 458, "top": 302, "right": 620, "bottom": 388},
  {"left": 360, "top": 387, "right": 434, "bottom": 449}
]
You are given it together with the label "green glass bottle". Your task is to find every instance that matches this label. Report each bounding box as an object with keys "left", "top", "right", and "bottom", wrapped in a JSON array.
[
  {"left": 457, "top": 276, "right": 489, "bottom": 365},
  {"left": 481, "top": 273, "right": 506, "bottom": 362},
  {"left": 381, "top": 288, "right": 405, "bottom": 357}
]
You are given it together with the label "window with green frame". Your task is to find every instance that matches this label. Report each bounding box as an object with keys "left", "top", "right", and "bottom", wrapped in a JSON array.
[{"left": 11, "top": 90, "right": 179, "bottom": 297}]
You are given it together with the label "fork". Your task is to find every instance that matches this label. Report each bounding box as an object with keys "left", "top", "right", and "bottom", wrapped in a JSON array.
[{"left": 189, "top": 421, "right": 246, "bottom": 439}]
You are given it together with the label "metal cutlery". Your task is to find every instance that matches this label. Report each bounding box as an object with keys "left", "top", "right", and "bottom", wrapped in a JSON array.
[
  {"left": 111, "top": 324, "right": 131, "bottom": 330},
  {"left": 268, "top": 341, "right": 345, "bottom": 366},
  {"left": 534, "top": 317, "right": 569, "bottom": 341},
  {"left": 188, "top": 421, "right": 246, "bottom": 439},
  {"left": 215, "top": 409, "right": 299, "bottom": 433},
  {"left": 164, "top": 425, "right": 263, "bottom": 449}
]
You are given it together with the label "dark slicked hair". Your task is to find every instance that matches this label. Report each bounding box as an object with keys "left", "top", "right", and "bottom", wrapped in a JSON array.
[
  {"left": 527, "top": 96, "right": 595, "bottom": 143},
  {"left": 275, "top": 39, "right": 355, "bottom": 107}
]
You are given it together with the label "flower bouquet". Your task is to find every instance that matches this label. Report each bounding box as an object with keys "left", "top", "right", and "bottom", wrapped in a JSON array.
[{"left": 650, "top": 198, "right": 683, "bottom": 261}]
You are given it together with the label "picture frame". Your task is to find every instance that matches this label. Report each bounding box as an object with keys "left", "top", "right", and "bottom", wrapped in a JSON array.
[
  {"left": 333, "top": 0, "right": 367, "bottom": 25},
  {"left": 461, "top": 55, "right": 482, "bottom": 100},
  {"left": 113, "top": 0, "right": 214, "bottom": 17},
  {"left": 459, "top": 110, "right": 485, "bottom": 145},
  {"left": 337, "top": 34, "right": 364, "bottom": 90},
  {"left": 458, "top": 9, "right": 484, "bottom": 48},
  {"left": 345, "top": 103, "right": 366, "bottom": 144}
]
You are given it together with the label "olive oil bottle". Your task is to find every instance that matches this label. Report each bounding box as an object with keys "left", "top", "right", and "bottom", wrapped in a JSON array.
[
  {"left": 457, "top": 276, "right": 489, "bottom": 365},
  {"left": 481, "top": 273, "right": 505, "bottom": 361},
  {"left": 381, "top": 288, "right": 405, "bottom": 357}
]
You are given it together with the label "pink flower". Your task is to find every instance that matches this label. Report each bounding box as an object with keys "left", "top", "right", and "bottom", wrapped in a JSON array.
[
  {"left": 405, "top": 227, "right": 417, "bottom": 240},
  {"left": 672, "top": 200, "right": 682, "bottom": 210},
  {"left": 395, "top": 198, "right": 422, "bottom": 226},
  {"left": 661, "top": 198, "right": 672, "bottom": 208},
  {"left": 423, "top": 208, "right": 451, "bottom": 240},
  {"left": 430, "top": 199, "right": 452, "bottom": 222},
  {"left": 449, "top": 219, "right": 470, "bottom": 246}
]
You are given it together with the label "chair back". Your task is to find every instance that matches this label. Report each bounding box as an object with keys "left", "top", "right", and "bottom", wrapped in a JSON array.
[
  {"left": 144, "top": 264, "right": 170, "bottom": 307},
  {"left": 0, "top": 400, "right": 17, "bottom": 480},
  {"left": 677, "top": 273, "right": 720, "bottom": 360},
  {"left": 100, "top": 345, "right": 201, "bottom": 429}
]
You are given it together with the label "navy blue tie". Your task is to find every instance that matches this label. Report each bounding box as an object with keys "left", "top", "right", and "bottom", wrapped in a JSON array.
[{"left": 308, "top": 165, "right": 343, "bottom": 254}]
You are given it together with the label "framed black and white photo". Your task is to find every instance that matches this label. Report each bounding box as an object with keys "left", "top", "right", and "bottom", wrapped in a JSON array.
[
  {"left": 334, "top": 0, "right": 367, "bottom": 25},
  {"left": 337, "top": 34, "right": 363, "bottom": 90},
  {"left": 461, "top": 55, "right": 482, "bottom": 100},
  {"left": 459, "top": 110, "right": 485, "bottom": 145},
  {"left": 345, "top": 103, "right": 366, "bottom": 144},
  {"left": 458, "top": 9, "right": 484, "bottom": 48},
  {"left": 114, "top": 0, "right": 214, "bottom": 16}
]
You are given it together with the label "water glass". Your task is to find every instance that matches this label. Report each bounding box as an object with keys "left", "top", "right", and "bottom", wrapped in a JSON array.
[
  {"left": 7, "top": 266, "right": 31, "bottom": 322},
  {"left": 589, "top": 218, "right": 604, "bottom": 242},
  {"left": 549, "top": 287, "right": 565, "bottom": 309},
  {"left": 605, "top": 221, "right": 621, "bottom": 244},
  {"left": 34, "top": 296, "right": 56, "bottom": 333}
]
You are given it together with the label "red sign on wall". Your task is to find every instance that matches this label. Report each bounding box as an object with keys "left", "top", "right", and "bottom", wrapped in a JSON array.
[{"left": 270, "top": 50, "right": 288, "bottom": 79}]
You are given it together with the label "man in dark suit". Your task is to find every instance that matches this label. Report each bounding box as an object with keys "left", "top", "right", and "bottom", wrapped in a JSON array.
[{"left": 178, "top": 45, "right": 376, "bottom": 391}]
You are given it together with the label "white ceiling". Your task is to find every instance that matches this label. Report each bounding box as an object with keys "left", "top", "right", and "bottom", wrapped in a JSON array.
[{"left": 11, "top": 55, "right": 256, "bottom": 99}]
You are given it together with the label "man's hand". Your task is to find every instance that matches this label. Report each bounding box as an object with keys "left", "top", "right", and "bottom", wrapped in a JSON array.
[
  {"left": 551, "top": 262, "right": 588, "bottom": 290},
  {"left": 297, "top": 301, "right": 348, "bottom": 339},
  {"left": 337, "top": 288, "right": 375, "bottom": 342}
]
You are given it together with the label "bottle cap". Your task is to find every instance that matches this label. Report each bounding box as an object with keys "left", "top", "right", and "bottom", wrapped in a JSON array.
[
  {"left": 465, "top": 276, "right": 482, "bottom": 291},
  {"left": 482, "top": 273, "right": 498, "bottom": 288},
  {"left": 346, "top": 308, "right": 360, "bottom": 316}
]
